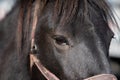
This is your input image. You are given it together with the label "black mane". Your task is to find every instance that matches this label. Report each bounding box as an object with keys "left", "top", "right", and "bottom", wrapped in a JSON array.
[{"left": 18, "top": 0, "right": 117, "bottom": 55}]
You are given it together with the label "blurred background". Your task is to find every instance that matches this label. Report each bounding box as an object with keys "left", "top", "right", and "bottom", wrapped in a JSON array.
[
  {"left": 0, "top": 0, "right": 16, "bottom": 20},
  {"left": 108, "top": 0, "right": 120, "bottom": 79},
  {"left": 0, "top": 0, "right": 120, "bottom": 79}
]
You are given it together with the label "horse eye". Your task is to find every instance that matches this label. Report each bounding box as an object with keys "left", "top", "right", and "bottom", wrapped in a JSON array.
[
  {"left": 52, "top": 35, "right": 71, "bottom": 51},
  {"left": 53, "top": 35, "right": 69, "bottom": 46}
]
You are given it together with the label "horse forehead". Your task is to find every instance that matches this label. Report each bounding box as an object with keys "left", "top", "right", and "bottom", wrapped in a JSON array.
[{"left": 54, "top": 19, "right": 93, "bottom": 35}]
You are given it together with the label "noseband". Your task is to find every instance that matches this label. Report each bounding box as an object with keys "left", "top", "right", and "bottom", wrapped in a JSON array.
[
  {"left": 29, "top": 0, "right": 117, "bottom": 80},
  {"left": 30, "top": 54, "right": 117, "bottom": 80}
]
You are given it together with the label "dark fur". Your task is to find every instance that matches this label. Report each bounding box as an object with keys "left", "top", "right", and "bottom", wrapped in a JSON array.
[{"left": 0, "top": 0, "right": 117, "bottom": 80}]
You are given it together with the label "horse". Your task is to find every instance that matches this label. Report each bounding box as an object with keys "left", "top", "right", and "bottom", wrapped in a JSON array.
[{"left": 0, "top": 0, "right": 119, "bottom": 80}]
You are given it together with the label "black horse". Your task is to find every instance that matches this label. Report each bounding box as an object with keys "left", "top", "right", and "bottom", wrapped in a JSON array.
[{"left": 0, "top": 0, "right": 119, "bottom": 80}]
